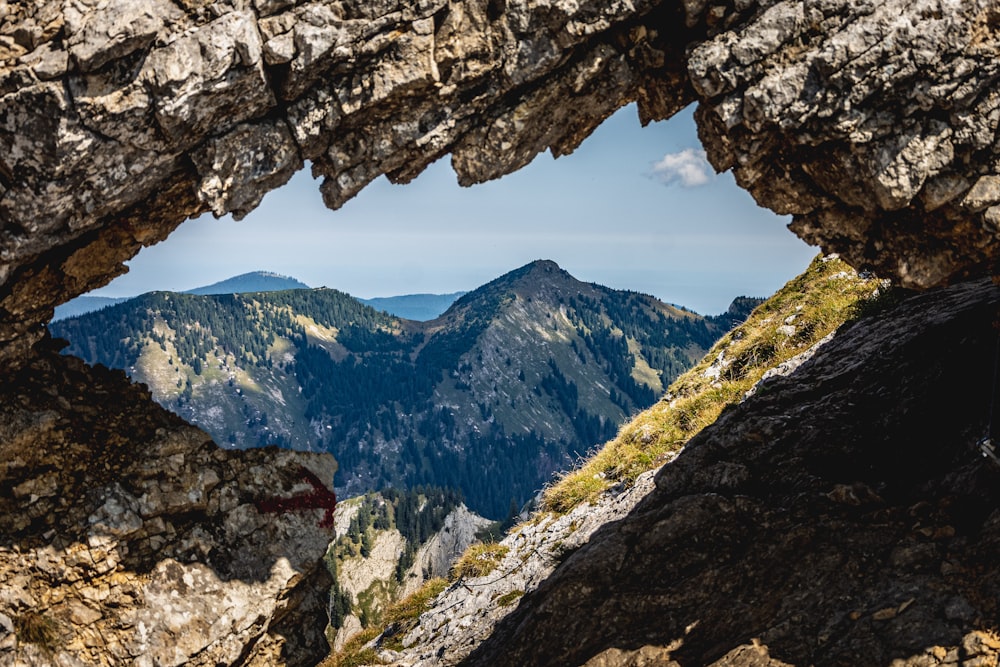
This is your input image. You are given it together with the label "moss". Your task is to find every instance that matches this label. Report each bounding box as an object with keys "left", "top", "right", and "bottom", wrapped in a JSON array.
[{"left": 495, "top": 590, "right": 525, "bottom": 607}]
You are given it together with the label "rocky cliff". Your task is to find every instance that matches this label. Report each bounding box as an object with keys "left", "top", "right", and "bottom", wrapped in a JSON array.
[
  {"left": 3, "top": 2, "right": 1000, "bottom": 666},
  {"left": 328, "top": 499, "right": 489, "bottom": 652},
  {"left": 0, "top": 338, "right": 338, "bottom": 665},
  {"left": 2, "top": 1, "right": 1000, "bottom": 368}
]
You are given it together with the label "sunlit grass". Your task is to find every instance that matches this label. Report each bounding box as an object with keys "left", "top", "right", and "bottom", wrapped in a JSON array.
[
  {"left": 542, "top": 255, "right": 882, "bottom": 513},
  {"left": 450, "top": 542, "right": 510, "bottom": 580},
  {"left": 320, "top": 578, "right": 449, "bottom": 667}
]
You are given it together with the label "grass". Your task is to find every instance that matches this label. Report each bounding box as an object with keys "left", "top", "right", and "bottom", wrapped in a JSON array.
[
  {"left": 325, "top": 539, "right": 512, "bottom": 666},
  {"left": 542, "top": 254, "right": 882, "bottom": 514},
  {"left": 15, "top": 611, "right": 61, "bottom": 655},
  {"left": 320, "top": 578, "right": 449, "bottom": 666},
  {"left": 495, "top": 590, "right": 525, "bottom": 607},
  {"left": 451, "top": 542, "right": 510, "bottom": 580}
]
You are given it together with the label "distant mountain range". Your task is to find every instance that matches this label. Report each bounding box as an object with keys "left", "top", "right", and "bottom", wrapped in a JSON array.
[
  {"left": 50, "top": 261, "right": 761, "bottom": 517},
  {"left": 184, "top": 271, "right": 311, "bottom": 295},
  {"left": 359, "top": 292, "right": 468, "bottom": 321},
  {"left": 52, "top": 271, "right": 465, "bottom": 322},
  {"left": 52, "top": 296, "right": 131, "bottom": 321}
]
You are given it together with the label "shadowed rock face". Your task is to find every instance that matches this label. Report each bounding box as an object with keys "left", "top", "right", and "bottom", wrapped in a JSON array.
[
  {"left": 459, "top": 279, "right": 1000, "bottom": 667},
  {"left": 1, "top": 1, "right": 999, "bottom": 368},
  {"left": 2, "top": 2, "right": 1000, "bottom": 665},
  {"left": 0, "top": 338, "right": 338, "bottom": 665}
]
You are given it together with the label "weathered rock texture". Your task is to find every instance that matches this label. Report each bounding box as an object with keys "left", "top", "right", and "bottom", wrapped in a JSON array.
[
  {"left": 379, "top": 467, "right": 664, "bottom": 666},
  {"left": 3, "top": 1, "right": 1000, "bottom": 665},
  {"left": 0, "top": 338, "right": 337, "bottom": 665},
  {"left": 450, "top": 278, "right": 1000, "bottom": 666},
  {"left": 3, "top": 1, "right": 1000, "bottom": 370}
]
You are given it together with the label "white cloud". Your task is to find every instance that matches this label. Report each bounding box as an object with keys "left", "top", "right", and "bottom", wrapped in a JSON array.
[{"left": 651, "top": 148, "right": 713, "bottom": 188}]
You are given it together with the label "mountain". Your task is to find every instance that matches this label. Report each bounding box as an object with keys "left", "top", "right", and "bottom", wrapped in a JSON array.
[
  {"left": 332, "top": 255, "right": 890, "bottom": 667},
  {"left": 359, "top": 292, "right": 467, "bottom": 321},
  {"left": 325, "top": 488, "right": 490, "bottom": 651},
  {"left": 185, "top": 270, "right": 310, "bottom": 295},
  {"left": 51, "top": 260, "right": 753, "bottom": 518},
  {"left": 50, "top": 271, "right": 310, "bottom": 322},
  {"left": 51, "top": 295, "right": 131, "bottom": 321}
]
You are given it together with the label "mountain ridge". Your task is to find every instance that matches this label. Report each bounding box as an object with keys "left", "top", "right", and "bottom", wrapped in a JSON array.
[
  {"left": 184, "top": 270, "right": 311, "bottom": 295},
  {"left": 51, "top": 261, "right": 754, "bottom": 518},
  {"left": 360, "top": 292, "right": 467, "bottom": 321}
]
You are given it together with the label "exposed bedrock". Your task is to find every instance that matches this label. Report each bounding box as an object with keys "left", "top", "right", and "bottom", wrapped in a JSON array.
[
  {"left": 1, "top": 1, "right": 999, "bottom": 369},
  {"left": 460, "top": 277, "right": 1000, "bottom": 666},
  {"left": 0, "top": 338, "right": 338, "bottom": 665}
]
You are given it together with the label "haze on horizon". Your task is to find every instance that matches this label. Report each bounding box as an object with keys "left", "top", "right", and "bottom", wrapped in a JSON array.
[{"left": 90, "top": 104, "right": 818, "bottom": 316}]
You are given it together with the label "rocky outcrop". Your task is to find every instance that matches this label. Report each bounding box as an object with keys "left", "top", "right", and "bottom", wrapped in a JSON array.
[
  {"left": 2, "top": 1, "right": 1000, "bottom": 369},
  {"left": 3, "top": 2, "right": 1000, "bottom": 665},
  {"left": 400, "top": 505, "right": 491, "bottom": 599},
  {"left": 381, "top": 469, "right": 663, "bottom": 666},
  {"left": 329, "top": 498, "right": 489, "bottom": 652},
  {"left": 689, "top": 1, "right": 1000, "bottom": 289},
  {"left": 444, "top": 278, "right": 1000, "bottom": 665},
  {"left": 0, "top": 338, "right": 337, "bottom": 665}
]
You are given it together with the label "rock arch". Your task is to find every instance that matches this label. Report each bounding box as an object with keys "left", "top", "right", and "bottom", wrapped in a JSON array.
[{"left": 2, "top": 0, "right": 999, "bottom": 370}]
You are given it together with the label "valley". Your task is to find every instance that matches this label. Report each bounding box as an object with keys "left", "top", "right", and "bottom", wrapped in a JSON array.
[{"left": 51, "top": 261, "right": 757, "bottom": 519}]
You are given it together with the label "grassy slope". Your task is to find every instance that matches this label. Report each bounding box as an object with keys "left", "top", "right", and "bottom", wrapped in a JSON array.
[
  {"left": 542, "top": 254, "right": 883, "bottom": 513},
  {"left": 322, "top": 254, "right": 885, "bottom": 666}
]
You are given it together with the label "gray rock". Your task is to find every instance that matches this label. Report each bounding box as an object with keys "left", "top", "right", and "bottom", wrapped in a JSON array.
[
  {"left": 0, "top": 348, "right": 337, "bottom": 666},
  {"left": 2, "top": 0, "right": 999, "bottom": 371}
]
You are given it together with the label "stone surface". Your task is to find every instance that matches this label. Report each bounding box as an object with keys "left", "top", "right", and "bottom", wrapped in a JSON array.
[
  {"left": 441, "top": 278, "right": 1000, "bottom": 666},
  {"left": 378, "top": 467, "right": 664, "bottom": 665},
  {"left": 0, "top": 339, "right": 337, "bottom": 666},
  {"left": 2, "top": 2, "right": 1000, "bottom": 665},
  {"left": 1, "top": 1, "right": 998, "bottom": 370}
]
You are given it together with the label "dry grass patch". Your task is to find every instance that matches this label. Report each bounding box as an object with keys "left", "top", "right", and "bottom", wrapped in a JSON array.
[
  {"left": 451, "top": 542, "right": 510, "bottom": 580},
  {"left": 543, "top": 255, "right": 882, "bottom": 514},
  {"left": 321, "top": 577, "right": 449, "bottom": 666}
]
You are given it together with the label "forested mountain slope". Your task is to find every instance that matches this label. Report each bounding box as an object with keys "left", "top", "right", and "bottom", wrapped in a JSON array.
[{"left": 51, "top": 260, "right": 755, "bottom": 518}]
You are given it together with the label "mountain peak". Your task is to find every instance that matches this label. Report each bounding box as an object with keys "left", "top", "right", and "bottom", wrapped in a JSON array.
[
  {"left": 185, "top": 271, "right": 310, "bottom": 295},
  {"left": 525, "top": 259, "right": 561, "bottom": 272}
]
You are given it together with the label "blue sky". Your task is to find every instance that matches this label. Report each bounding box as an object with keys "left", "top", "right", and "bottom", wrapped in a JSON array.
[{"left": 91, "top": 103, "right": 817, "bottom": 315}]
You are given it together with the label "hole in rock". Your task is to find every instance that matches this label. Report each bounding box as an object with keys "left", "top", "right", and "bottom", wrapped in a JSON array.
[
  {"left": 82, "top": 104, "right": 814, "bottom": 314},
  {"left": 51, "top": 103, "right": 817, "bottom": 519}
]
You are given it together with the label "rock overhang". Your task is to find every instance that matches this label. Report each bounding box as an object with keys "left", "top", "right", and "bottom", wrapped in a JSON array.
[{"left": 1, "top": 0, "right": 999, "bottom": 371}]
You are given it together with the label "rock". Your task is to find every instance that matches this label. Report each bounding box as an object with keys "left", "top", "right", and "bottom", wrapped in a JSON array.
[
  {"left": 0, "top": 342, "right": 337, "bottom": 666},
  {"left": 1, "top": 1, "right": 999, "bottom": 370},
  {"left": 327, "top": 497, "right": 490, "bottom": 651},
  {"left": 392, "top": 467, "right": 662, "bottom": 664},
  {"left": 401, "top": 505, "right": 492, "bottom": 598},
  {"left": 1, "top": 1, "right": 1000, "bottom": 665}
]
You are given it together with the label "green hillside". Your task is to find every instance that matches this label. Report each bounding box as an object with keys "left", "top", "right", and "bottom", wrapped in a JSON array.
[{"left": 51, "top": 260, "right": 753, "bottom": 518}]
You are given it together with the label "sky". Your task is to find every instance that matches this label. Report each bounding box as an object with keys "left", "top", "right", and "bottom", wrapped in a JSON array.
[{"left": 90, "top": 103, "right": 818, "bottom": 316}]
